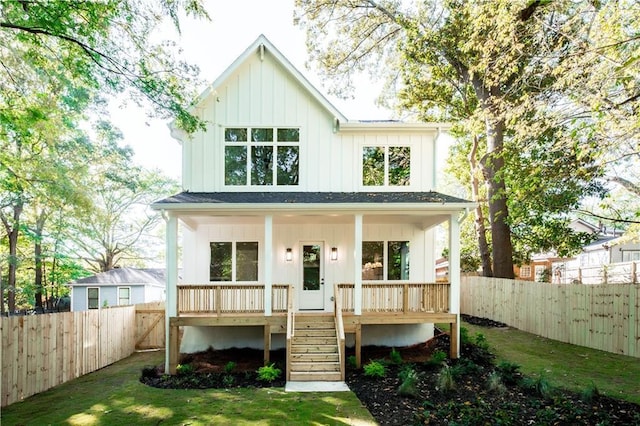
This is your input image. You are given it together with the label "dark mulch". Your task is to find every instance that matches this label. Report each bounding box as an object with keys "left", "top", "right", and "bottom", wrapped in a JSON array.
[{"left": 140, "top": 319, "right": 640, "bottom": 425}]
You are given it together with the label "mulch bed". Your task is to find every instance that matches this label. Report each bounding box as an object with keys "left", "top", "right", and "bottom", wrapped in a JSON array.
[{"left": 140, "top": 318, "right": 640, "bottom": 425}]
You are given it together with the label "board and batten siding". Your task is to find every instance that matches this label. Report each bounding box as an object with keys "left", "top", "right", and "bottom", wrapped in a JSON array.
[
  {"left": 180, "top": 47, "right": 438, "bottom": 193},
  {"left": 181, "top": 221, "right": 434, "bottom": 287}
]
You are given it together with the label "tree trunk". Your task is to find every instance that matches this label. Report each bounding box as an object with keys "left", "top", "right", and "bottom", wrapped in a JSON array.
[
  {"left": 4, "top": 202, "right": 23, "bottom": 312},
  {"left": 34, "top": 212, "right": 46, "bottom": 309},
  {"left": 469, "top": 135, "right": 493, "bottom": 277},
  {"left": 483, "top": 117, "right": 514, "bottom": 278}
]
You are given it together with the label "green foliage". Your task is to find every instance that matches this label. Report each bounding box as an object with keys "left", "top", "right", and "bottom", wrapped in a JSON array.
[
  {"left": 363, "top": 360, "right": 387, "bottom": 378},
  {"left": 397, "top": 366, "right": 419, "bottom": 398},
  {"left": 256, "top": 363, "right": 281, "bottom": 383},
  {"left": 581, "top": 382, "right": 600, "bottom": 403},
  {"left": 474, "top": 333, "right": 489, "bottom": 351},
  {"left": 222, "top": 374, "right": 235, "bottom": 388},
  {"left": 427, "top": 349, "right": 447, "bottom": 366},
  {"left": 450, "top": 358, "right": 481, "bottom": 380},
  {"left": 486, "top": 372, "right": 506, "bottom": 394},
  {"left": 521, "top": 374, "right": 554, "bottom": 399},
  {"left": 175, "top": 363, "right": 194, "bottom": 376},
  {"left": 389, "top": 347, "right": 403, "bottom": 365},
  {"left": 436, "top": 365, "right": 455, "bottom": 393},
  {"left": 460, "top": 327, "right": 471, "bottom": 345},
  {"left": 495, "top": 361, "right": 522, "bottom": 386},
  {"left": 223, "top": 361, "right": 236, "bottom": 374},
  {"left": 347, "top": 355, "right": 357, "bottom": 369}
]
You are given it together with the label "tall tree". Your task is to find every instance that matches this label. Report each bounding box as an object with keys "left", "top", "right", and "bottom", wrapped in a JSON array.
[
  {"left": 0, "top": 0, "right": 209, "bottom": 132},
  {"left": 296, "top": 0, "right": 636, "bottom": 277}
]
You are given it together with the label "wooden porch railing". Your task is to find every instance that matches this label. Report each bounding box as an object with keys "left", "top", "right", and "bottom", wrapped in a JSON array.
[
  {"left": 286, "top": 284, "right": 294, "bottom": 381},
  {"left": 176, "top": 284, "right": 290, "bottom": 315},
  {"left": 337, "top": 283, "right": 450, "bottom": 313},
  {"left": 334, "top": 284, "right": 346, "bottom": 380}
]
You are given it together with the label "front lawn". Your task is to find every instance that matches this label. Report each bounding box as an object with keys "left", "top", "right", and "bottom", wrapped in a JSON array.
[{"left": 0, "top": 351, "right": 375, "bottom": 426}]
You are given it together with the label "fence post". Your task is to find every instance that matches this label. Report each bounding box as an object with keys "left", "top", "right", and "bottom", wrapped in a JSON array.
[{"left": 632, "top": 262, "right": 637, "bottom": 285}]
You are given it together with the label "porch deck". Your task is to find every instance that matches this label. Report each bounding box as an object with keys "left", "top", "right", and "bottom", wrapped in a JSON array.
[{"left": 168, "top": 283, "right": 458, "bottom": 378}]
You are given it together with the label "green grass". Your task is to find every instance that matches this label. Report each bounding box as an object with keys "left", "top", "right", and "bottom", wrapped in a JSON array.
[
  {"left": 456, "top": 322, "right": 640, "bottom": 405},
  {"left": 1, "top": 351, "right": 375, "bottom": 426}
]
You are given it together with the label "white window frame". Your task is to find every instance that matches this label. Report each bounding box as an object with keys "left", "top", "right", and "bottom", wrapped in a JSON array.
[
  {"left": 519, "top": 265, "right": 531, "bottom": 278},
  {"left": 361, "top": 145, "right": 412, "bottom": 188},
  {"left": 362, "top": 240, "right": 410, "bottom": 282},
  {"left": 87, "top": 287, "right": 100, "bottom": 310},
  {"left": 118, "top": 286, "right": 131, "bottom": 306},
  {"left": 224, "top": 127, "right": 300, "bottom": 187},
  {"left": 209, "top": 241, "right": 259, "bottom": 283}
]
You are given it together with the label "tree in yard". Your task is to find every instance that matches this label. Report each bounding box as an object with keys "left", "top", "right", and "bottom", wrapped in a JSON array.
[
  {"left": 66, "top": 121, "right": 179, "bottom": 273},
  {"left": 295, "top": 0, "right": 636, "bottom": 277},
  {"left": 0, "top": 0, "right": 209, "bottom": 133}
]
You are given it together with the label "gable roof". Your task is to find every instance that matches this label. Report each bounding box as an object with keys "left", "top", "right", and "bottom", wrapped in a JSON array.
[
  {"left": 173, "top": 34, "right": 346, "bottom": 140},
  {"left": 69, "top": 268, "right": 166, "bottom": 287}
]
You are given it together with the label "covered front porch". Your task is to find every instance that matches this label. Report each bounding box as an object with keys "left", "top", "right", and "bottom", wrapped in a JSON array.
[{"left": 155, "top": 192, "right": 470, "bottom": 380}]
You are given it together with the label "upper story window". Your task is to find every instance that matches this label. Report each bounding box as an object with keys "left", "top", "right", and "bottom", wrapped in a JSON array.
[
  {"left": 225, "top": 127, "right": 299, "bottom": 186},
  {"left": 362, "top": 146, "right": 410, "bottom": 186}
]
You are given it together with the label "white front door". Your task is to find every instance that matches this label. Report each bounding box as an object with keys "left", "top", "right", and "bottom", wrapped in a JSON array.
[{"left": 298, "top": 242, "right": 325, "bottom": 310}]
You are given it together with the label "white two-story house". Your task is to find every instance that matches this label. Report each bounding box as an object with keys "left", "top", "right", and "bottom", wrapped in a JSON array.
[{"left": 152, "top": 35, "right": 473, "bottom": 381}]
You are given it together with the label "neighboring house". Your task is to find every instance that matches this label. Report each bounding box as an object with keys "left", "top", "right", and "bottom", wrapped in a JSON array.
[
  {"left": 151, "top": 35, "right": 474, "bottom": 380},
  {"left": 68, "top": 268, "right": 166, "bottom": 311}
]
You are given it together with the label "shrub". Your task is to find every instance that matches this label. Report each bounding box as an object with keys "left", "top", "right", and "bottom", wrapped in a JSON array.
[
  {"left": 347, "top": 355, "right": 358, "bottom": 369},
  {"left": 389, "top": 347, "right": 403, "bottom": 365},
  {"left": 222, "top": 374, "right": 235, "bottom": 388},
  {"left": 521, "top": 374, "right": 554, "bottom": 399},
  {"left": 176, "top": 363, "right": 194, "bottom": 376},
  {"left": 363, "top": 360, "right": 387, "bottom": 378},
  {"left": 581, "top": 382, "right": 600, "bottom": 403},
  {"left": 437, "top": 365, "right": 455, "bottom": 393},
  {"left": 224, "top": 361, "right": 237, "bottom": 374},
  {"left": 460, "top": 326, "right": 471, "bottom": 345},
  {"left": 397, "top": 367, "right": 419, "bottom": 398},
  {"left": 487, "top": 371, "right": 506, "bottom": 394},
  {"left": 474, "top": 332, "right": 489, "bottom": 350},
  {"left": 427, "top": 349, "right": 447, "bottom": 366},
  {"left": 495, "top": 360, "right": 521, "bottom": 385},
  {"left": 450, "top": 358, "right": 481, "bottom": 380},
  {"left": 256, "top": 363, "right": 282, "bottom": 382}
]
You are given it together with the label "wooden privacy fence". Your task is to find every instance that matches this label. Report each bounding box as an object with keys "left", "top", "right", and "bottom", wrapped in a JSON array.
[
  {"left": 461, "top": 276, "right": 640, "bottom": 358},
  {"left": 135, "top": 301, "right": 165, "bottom": 350},
  {"left": 1, "top": 302, "right": 166, "bottom": 408}
]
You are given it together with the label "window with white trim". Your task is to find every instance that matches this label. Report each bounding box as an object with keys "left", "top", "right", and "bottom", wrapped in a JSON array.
[
  {"left": 362, "top": 241, "right": 410, "bottom": 280},
  {"left": 118, "top": 287, "right": 131, "bottom": 305},
  {"left": 210, "top": 241, "right": 259, "bottom": 282},
  {"left": 87, "top": 287, "right": 99, "bottom": 309},
  {"left": 362, "top": 146, "right": 410, "bottom": 186},
  {"left": 519, "top": 265, "right": 531, "bottom": 278},
  {"left": 224, "top": 127, "right": 299, "bottom": 186}
]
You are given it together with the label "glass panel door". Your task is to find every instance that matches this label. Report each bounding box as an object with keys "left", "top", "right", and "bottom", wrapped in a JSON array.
[{"left": 299, "top": 242, "right": 325, "bottom": 310}]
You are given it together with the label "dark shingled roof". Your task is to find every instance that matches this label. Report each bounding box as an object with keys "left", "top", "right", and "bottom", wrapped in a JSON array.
[
  {"left": 70, "top": 268, "right": 165, "bottom": 286},
  {"left": 153, "top": 191, "right": 472, "bottom": 205}
]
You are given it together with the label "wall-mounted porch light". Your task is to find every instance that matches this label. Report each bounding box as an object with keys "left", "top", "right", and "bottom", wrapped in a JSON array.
[
  {"left": 331, "top": 247, "right": 338, "bottom": 261},
  {"left": 285, "top": 248, "right": 293, "bottom": 262}
]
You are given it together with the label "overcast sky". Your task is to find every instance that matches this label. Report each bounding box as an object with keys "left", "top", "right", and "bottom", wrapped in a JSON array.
[{"left": 110, "top": 0, "right": 390, "bottom": 179}]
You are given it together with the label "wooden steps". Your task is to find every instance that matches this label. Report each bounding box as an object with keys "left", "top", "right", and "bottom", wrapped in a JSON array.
[{"left": 289, "top": 315, "right": 342, "bottom": 381}]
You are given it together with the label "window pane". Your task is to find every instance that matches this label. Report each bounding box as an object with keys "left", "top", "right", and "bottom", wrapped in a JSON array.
[
  {"left": 388, "top": 241, "right": 410, "bottom": 280},
  {"left": 389, "top": 147, "right": 410, "bottom": 186},
  {"left": 251, "top": 128, "right": 273, "bottom": 142},
  {"left": 277, "top": 146, "right": 299, "bottom": 185},
  {"left": 362, "top": 147, "right": 384, "bottom": 186},
  {"left": 118, "top": 287, "right": 130, "bottom": 305},
  {"left": 210, "top": 242, "right": 232, "bottom": 281},
  {"left": 303, "top": 245, "right": 321, "bottom": 290},
  {"left": 236, "top": 242, "right": 259, "bottom": 281},
  {"left": 225, "top": 146, "right": 247, "bottom": 185},
  {"left": 362, "top": 241, "right": 384, "bottom": 280},
  {"left": 251, "top": 146, "right": 273, "bottom": 185},
  {"left": 88, "top": 288, "right": 99, "bottom": 309},
  {"left": 225, "top": 128, "right": 247, "bottom": 142},
  {"left": 277, "top": 128, "right": 299, "bottom": 142}
]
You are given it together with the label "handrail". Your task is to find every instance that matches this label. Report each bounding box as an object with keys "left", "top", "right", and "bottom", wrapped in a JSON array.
[
  {"left": 337, "top": 282, "right": 450, "bottom": 313},
  {"left": 334, "top": 284, "right": 346, "bottom": 381},
  {"left": 285, "top": 284, "right": 294, "bottom": 381},
  {"left": 176, "top": 283, "right": 290, "bottom": 315}
]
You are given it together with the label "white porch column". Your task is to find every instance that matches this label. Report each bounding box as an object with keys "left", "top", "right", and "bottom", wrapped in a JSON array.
[
  {"left": 449, "top": 213, "right": 461, "bottom": 357},
  {"left": 165, "top": 213, "right": 178, "bottom": 372},
  {"left": 264, "top": 215, "right": 273, "bottom": 316},
  {"left": 354, "top": 214, "right": 363, "bottom": 315}
]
